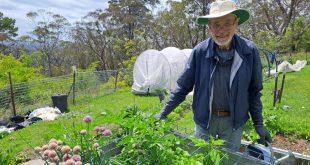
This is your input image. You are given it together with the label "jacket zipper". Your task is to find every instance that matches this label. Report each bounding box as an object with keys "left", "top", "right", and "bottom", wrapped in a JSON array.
[{"left": 207, "top": 57, "right": 219, "bottom": 129}]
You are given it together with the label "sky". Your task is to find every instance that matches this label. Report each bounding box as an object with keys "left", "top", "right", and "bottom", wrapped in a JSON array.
[{"left": 0, "top": 0, "right": 110, "bottom": 37}]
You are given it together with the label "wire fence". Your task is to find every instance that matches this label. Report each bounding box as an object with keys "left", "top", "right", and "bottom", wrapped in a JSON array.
[{"left": 0, "top": 70, "right": 118, "bottom": 120}]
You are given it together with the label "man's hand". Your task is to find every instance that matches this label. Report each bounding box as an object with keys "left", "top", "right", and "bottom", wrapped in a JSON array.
[
  {"left": 154, "top": 112, "right": 167, "bottom": 120},
  {"left": 255, "top": 125, "right": 272, "bottom": 145}
]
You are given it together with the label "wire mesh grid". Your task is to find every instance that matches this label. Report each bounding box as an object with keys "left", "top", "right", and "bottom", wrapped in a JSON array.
[{"left": 0, "top": 70, "right": 117, "bottom": 119}]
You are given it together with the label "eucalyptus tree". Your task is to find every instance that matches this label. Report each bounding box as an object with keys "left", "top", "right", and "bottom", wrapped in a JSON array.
[
  {"left": 0, "top": 12, "right": 18, "bottom": 54},
  {"left": 72, "top": 9, "right": 115, "bottom": 70},
  {"left": 26, "top": 9, "right": 70, "bottom": 76}
]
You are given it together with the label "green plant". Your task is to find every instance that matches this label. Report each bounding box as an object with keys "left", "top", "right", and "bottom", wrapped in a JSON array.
[
  {"left": 0, "top": 149, "right": 16, "bottom": 165},
  {"left": 33, "top": 115, "right": 114, "bottom": 165},
  {"left": 112, "top": 106, "right": 225, "bottom": 164}
]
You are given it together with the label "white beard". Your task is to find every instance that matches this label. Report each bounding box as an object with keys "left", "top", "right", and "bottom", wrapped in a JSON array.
[{"left": 211, "top": 34, "right": 233, "bottom": 46}]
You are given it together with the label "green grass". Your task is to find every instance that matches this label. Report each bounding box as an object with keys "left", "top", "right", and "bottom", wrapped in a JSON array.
[
  {"left": 1, "top": 65, "right": 310, "bottom": 160},
  {"left": 0, "top": 89, "right": 163, "bottom": 158},
  {"left": 262, "top": 65, "right": 310, "bottom": 138}
]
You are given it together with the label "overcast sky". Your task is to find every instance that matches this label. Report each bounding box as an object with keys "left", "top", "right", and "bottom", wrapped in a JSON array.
[{"left": 0, "top": 0, "right": 111, "bottom": 36}]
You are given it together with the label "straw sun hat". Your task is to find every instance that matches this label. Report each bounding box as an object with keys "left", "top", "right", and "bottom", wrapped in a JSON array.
[{"left": 196, "top": 0, "right": 250, "bottom": 25}]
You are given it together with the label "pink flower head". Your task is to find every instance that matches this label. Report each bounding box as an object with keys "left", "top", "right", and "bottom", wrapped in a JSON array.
[
  {"left": 73, "top": 146, "right": 81, "bottom": 153},
  {"left": 63, "top": 154, "right": 72, "bottom": 162},
  {"left": 61, "top": 145, "right": 71, "bottom": 154},
  {"left": 65, "top": 159, "right": 75, "bottom": 165},
  {"left": 48, "top": 150, "right": 57, "bottom": 158},
  {"left": 71, "top": 154, "right": 81, "bottom": 162},
  {"left": 83, "top": 116, "right": 92, "bottom": 123},
  {"left": 79, "top": 129, "right": 87, "bottom": 135},
  {"left": 75, "top": 161, "right": 83, "bottom": 165},
  {"left": 93, "top": 143, "right": 100, "bottom": 149},
  {"left": 41, "top": 145, "right": 49, "bottom": 151},
  {"left": 48, "top": 142, "right": 58, "bottom": 150},
  {"left": 99, "top": 126, "right": 106, "bottom": 132},
  {"left": 51, "top": 156, "right": 60, "bottom": 162},
  {"left": 93, "top": 126, "right": 101, "bottom": 133},
  {"left": 49, "top": 138, "right": 58, "bottom": 145},
  {"left": 103, "top": 129, "right": 112, "bottom": 136},
  {"left": 43, "top": 150, "right": 51, "bottom": 157}
]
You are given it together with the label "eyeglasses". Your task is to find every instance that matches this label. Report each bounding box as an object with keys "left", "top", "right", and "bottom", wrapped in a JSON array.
[{"left": 209, "top": 18, "right": 237, "bottom": 31}]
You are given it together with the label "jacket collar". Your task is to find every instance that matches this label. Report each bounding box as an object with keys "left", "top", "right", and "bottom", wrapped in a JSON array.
[{"left": 205, "top": 34, "right": 252, "bottom": 59}]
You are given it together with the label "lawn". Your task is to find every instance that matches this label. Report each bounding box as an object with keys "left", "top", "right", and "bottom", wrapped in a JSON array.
[{"left": 0, "top": 65, "right": 309, "bottom": 162}]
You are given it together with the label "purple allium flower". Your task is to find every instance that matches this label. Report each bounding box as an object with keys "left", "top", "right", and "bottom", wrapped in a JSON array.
[
  {"left": 83, "top": 116, "right": 92, "bottom": 123},
  {"left": 99, "top": 126, "right": 106, "bottom": 132},
  {"left": 103, "top": 129, "right": 112, "bottom": 136},
  {"left": 93, "top": 126, "right": 101, "bottom": 133},
  {"left": 71, "top": 154, "right": 81, "bottom": 162}
]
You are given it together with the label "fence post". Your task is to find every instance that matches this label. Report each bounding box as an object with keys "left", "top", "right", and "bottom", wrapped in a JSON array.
[
  {"left": 8, "top": 72, "right": 16, "bottom": 116},
  {"left": 273, "top": 73, "right": 278, "bottom": 107},
  {"left": 73, "top": 70, "right": 76, "bottom": 105},
  {"left": 278, "top": 73, "right": 286, "bottom": 103},
  {"left": 114, "top": 70, "right": 118, "bottom": 93}
]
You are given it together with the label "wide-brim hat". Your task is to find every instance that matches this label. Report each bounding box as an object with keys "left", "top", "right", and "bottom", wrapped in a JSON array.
[{"left": 196, "top": 0, "right": 250, "bottom": 25}]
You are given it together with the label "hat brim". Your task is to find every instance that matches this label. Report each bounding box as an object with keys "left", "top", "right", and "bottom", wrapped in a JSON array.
[{"left": 196, "top": 9, "right": 250, "bottom": 25}]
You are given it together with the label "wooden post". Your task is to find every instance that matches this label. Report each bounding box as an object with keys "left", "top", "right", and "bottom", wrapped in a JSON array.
[
  {"left": 8, "top": 72, "right": 16, "bottom": 116},
  {"left": 73, "top": 70, "right": 76, "bottom": 105},
  {"left": 114, "top": 70, "right": 118, "bottom": 93},
  {"left": 273, "top": 74, "right": 278, "bottom": 107},
  {"left": 278, "top": 73, "right": 286, "bottom": 103}
]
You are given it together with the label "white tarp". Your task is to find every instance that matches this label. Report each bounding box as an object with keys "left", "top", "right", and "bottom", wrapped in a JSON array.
[
  {"left": 269, "top": 60, "right": 307, "bottom": 76},
  {"left": 29, "top": 106, "right": 61, "bottom": 121},
  {"left": 132, "top": 47, "right": 191, "bottom": 95}
]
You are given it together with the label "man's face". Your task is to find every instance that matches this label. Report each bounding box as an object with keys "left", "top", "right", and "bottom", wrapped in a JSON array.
[{"left": 208, "top": 14, "right": 238, "bottom": 46}]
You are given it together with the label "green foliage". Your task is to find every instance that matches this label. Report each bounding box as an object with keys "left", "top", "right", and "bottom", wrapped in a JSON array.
[
  {"left": 113, "top": 106, "right": 224, "bottom": 164},
  {"left": 0, "top": 53, "right": 42, "bottom": 86},
  {"left": 0, "top": 131, "right": 9, "bottom": 140},
  {"left": 254, "top": 31, "right": 281, "bottom": 51},
  {"left": 282, "top": 16, "right": 310, "bottom": 52},
  {"left": 118, "top": 55, "right": 138, "bottom": 86},
  {"left": 0, "top": 149, "right": 16, "bottom": 165},
  {"left": 0, "top": 12, "right": 18, "bottom": 42},
  {"left": 100, "top": 76, "right": 127, "bottom": 90}
]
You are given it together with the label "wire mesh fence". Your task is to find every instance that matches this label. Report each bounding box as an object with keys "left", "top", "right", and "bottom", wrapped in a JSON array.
[{"left": 0, "top": 70, "right": 118, "bottom": 120}]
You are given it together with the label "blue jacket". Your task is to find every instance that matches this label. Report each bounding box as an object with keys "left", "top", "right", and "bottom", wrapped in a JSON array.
[{"left": 161, "top": 34, "right": 264, "bottom": 130}]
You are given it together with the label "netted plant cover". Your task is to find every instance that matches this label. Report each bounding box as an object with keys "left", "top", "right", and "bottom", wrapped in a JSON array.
[
  {"left": 181, "top": 49, "right": 193, "bottom": 58},
  {"left": 132, "top": 49, "right": 170, "bottom": 95},
  {"left": 132, "top": 47, "right": 190, "bottom": 95},
  {"left": 160, "top": 47, "right": 188, "bottom": 90}
]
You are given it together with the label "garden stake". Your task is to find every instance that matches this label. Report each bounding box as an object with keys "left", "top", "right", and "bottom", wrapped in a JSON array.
[
  {"left": 278, "top": 72, "right": 286, "bottom": 103},
  {"left": 8, "top": 72, "right": 16, "bottom": 116},
  {"left": 273, "top": 73, "right": 279, "bottom": 107}
]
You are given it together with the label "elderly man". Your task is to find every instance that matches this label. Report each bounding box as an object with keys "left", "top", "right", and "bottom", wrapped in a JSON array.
[{"left": 155, "top": 0, "right": 271, "bottom": 150}]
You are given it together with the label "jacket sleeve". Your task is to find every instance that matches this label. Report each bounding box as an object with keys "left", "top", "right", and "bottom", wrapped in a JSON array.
[
  {"left": 248, "top": 46, "right": 264, "bottom": 126},
  {"left": 159, "top": 49, "right": 197, "bottom": 116}
]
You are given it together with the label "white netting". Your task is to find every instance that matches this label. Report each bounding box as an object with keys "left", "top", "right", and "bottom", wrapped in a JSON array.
[{"left": 132, "top": 47, "right": 191, "bottom": 95}]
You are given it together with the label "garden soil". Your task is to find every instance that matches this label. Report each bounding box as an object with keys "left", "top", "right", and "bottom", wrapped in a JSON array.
[{"left": 272, "top": 134, "right": 310, "bottom": 155}]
